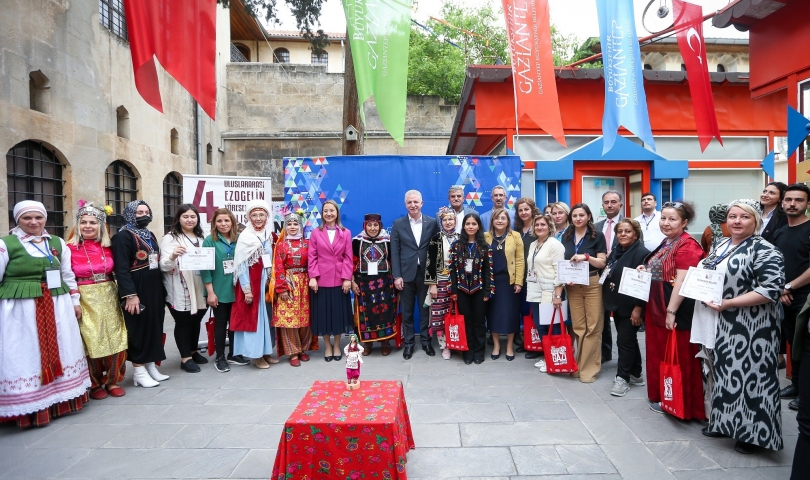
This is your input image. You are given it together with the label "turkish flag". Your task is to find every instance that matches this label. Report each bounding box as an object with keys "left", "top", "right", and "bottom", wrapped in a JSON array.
[
  {"left": 123, "top": 0, "right": 217, "bottom": 119},
  {"left": 502, "top": 0, "right": 565, "bottom": 146},
  {"left": 672, "top": 0, "right": 722, "bottom": 152}
]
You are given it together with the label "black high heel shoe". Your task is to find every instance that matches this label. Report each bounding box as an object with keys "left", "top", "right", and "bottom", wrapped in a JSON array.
[
  {"left": 491, "top": 353, "right": 500, "bottom": 360},
  {"left": 506, "top": 354, "right": 515, "bottom": 361}
]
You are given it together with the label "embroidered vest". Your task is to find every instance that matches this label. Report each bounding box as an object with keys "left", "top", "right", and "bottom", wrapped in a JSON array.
[{"left": 0, "top": 235, "right": 69, "bottom": 298}]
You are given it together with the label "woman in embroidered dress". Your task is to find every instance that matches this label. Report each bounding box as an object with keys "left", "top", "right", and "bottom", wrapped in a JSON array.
[
  {"left": 344, "top": 334, "right": 364, "bottom": 385},
  {"left": 67, "top": 202, "right": 128, "bottom": 399},
  {"left": 271, "top": 210, "right": 313, "bottom": 367},
  {"left": 449, "top": 213, "right": 494, "bottom": 365},
  {"left": 309, "top": 200, "right": 354, "bottom": 361},
  {"left": 231, "top": 199, "right": 279, "bottom": 369},
  {"left": 352, "top": 213, "right": 397, "bottom": 356},
  {"left": 112, "top": 200, "right": 168, "bottom": 388},
  {"left": 425, "top": 208, "right": 459, "bottom": 360},
  {"left": 160, "top": 204, "right": 208, "bottom": 373},
  {"left": 638, "top": 201, "right": 706, "bottom": 419},
  {"left": 0, "top": 201, "right": 91, "bottom": 428},
  {"left": 697, "top": 199, "right": 784, "bottom": 454},
  {"left": 202, "top": 208, "right": 250, "bottom": 373},
  {"left": 524, "top": 214, "right": 566, "bottom": 373},
  {"left": 485, "top": 208, "right": 524, "bottom": 361}
]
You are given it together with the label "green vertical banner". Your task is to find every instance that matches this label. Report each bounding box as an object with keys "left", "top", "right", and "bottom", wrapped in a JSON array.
[{"left": 343, "top": 0, "right": 412, "bottom": 146}]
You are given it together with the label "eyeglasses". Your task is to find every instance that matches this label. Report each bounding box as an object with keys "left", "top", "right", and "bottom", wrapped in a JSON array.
[{"left": 662, "top": 202, "right": 683, "bottom": 209}]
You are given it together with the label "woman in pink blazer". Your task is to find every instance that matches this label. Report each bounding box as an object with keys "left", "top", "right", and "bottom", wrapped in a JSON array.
[{"left": 308, "top": 200, "right": 354, "bottom": 361}]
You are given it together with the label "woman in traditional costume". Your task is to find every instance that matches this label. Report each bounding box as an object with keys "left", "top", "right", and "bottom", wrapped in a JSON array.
[
  {"left": 160, "top": 204, "right": 208, "bottom": 373},
  {"left": 271, "top": 209, "right": 312, "bottom": 367},
  {"left": 231, "top": 199, "right": 278, "bottom": 369},
  {"left": 67, "top": 201, "right": 128, "bottom": 399},
  {"left": 111, "top": 200, "right": 169, "bottom": 388},
  {"left": 425, "top": 207, "right": 459, "bottom": 359},
  {"left": 0, "top": 201, "right": 91, "bottom": 427},
  {"left": 352, "top": 213, "right": 397, "bottom": 356}
]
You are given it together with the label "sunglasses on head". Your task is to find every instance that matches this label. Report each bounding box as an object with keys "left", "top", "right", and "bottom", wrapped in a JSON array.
[{"left": 662, "top": 202, "right": 683, "bottom": 209}]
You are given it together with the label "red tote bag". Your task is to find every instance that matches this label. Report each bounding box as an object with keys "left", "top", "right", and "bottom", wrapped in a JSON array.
[
  {"left": 523, "top": 311, "right": 543, "bottom": 352},
  {"left": 444, "top": 299, "right": 469, "bottom": 351},
  {"left": 660, "top": 328, "right": 685, "bottom": 419},
  {"left": 541, "top": 307, "right": 578, "bottom": 373},
  {"left": 205, "top": 309, "right": 217, "bottom": 357}
]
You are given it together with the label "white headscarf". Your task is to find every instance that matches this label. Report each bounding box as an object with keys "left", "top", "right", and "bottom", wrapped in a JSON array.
[
  {"left": 13, "top": 200, "right": 47, "bottom": 223},
  {"left": 233, "top": 200, "right": 272, "bottom": 283}
]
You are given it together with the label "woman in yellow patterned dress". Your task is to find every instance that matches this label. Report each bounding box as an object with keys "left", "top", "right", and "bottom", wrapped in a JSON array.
[
  {"left": 67, "top": 202, "right": 129, "bottom": 399},
  {"left": 271, "top": 210, "right": 312, "bottom": 367}
]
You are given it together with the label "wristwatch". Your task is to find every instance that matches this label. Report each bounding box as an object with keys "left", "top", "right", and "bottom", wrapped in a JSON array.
[
  {"left": 554, "top": 295, "right": 563, "bottom": 299},
  {"left": 785, "top": 283, "right": 793, "bottom": 292}
]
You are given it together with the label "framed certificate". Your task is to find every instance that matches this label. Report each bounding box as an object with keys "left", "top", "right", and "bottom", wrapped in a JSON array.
[
  {"left": 679, "top": 266, "right": 724, "bottom": 305},
  {"left": 556, "top": 260, "right": 590, "bottom": 285},
  {"left": 179, "top": 247, "right": 216, "bottom": 271},
  {"left": 618, "top": 267, "right": 652, "bottom": 302}
]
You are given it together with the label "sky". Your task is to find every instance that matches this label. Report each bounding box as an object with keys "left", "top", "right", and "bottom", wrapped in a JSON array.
[{"left": 266, "top": 0, "right": 748, "bottom": 42}]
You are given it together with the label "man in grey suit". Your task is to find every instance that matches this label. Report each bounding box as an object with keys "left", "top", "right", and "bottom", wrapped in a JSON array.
[
  {"left": 594, "top": 190, "right": 624, "bottom": 362},
  {"left": 391, "top": 190, "right": 440, "bottom": 359},
  {"left": 447, "top": 186, "right": 476, "bottom": 233}
]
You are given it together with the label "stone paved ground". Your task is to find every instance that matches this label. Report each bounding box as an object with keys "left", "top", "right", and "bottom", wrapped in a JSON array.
[{"left": 0, "top": 318, "right": 796, "bottom": 479}]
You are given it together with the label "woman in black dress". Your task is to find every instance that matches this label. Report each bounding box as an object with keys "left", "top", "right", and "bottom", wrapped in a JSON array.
[{"left": 111, "top": 200, "right": 168, "bottom": 388}]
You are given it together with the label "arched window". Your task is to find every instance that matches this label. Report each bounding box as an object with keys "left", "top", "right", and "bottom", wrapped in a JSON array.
[
  {"left": 206, "top": 143, "right": 213, "bottom": 165},
  {"left": 643, "top": 63, "right": 652, "bottom": 70},
  {"left": 717, "top": 64, "right": 726, "bottom": 73},
  {"left": 29, "top": 70, "right": 50, "bottom": 114},
  {"left": 170, "top": 128, "right": 179, "bottom": 155},
  {"left": 116, "top": 105, "right": 129, "bottom": 139},
  {"left": 273, "top": 48, "right": 290, "bottom": 63},
  {"left": 163, "top": 172, "right": 183, "bottom": 233},
  {"left": 234, "top": 43, "right": 251, "bottom": 61},
  {"left": 6, "top": 140, "right": 66, "bottom": 236},
  {"left": 105, "top": 161, "right": 138, "bottom": 233},
  {"left": 312, "top": 51, "right": 328, "bottom": 65}
]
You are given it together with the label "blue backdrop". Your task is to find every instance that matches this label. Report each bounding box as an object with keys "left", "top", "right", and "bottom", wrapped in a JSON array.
[{"left": 283, "top": 155, "right": 523, "bottom": 237}]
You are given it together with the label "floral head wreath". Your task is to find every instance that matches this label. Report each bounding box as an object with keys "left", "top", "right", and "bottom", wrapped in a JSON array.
[{"left": 76, "top": 200, "right": 113, "bottom": 224}]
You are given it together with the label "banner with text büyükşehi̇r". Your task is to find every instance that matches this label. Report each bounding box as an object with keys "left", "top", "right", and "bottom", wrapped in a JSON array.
[{"left": 343, "top": 0, "right": 412, "bottom": 146}]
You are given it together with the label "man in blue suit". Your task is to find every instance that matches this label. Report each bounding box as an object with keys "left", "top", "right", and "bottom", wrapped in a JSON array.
[{"left": 391, "top": 190, "right": 440, "bottom": 359}]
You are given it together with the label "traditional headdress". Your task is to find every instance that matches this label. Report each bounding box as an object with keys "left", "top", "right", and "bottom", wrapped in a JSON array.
[
  {"left": 364, "top": 213, "right": 382, "bottom": 223},
  {"left": 76, "top": 200, "right": 112, "bottom": 224},
  {"left": 728, "top": 198, "right": 762, "bottom": 216},
  {"left": 360, "top": 213, "right": 385, "bottom": 240},
  {"left": 437, "top": 206, "right": 456, "bottom": 219},
  {"left": 13, "top": 200, "right": 47, "bottom": 223}
]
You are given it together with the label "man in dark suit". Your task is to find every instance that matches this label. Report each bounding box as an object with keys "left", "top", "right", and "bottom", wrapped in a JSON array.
[
  {"left": 594, "top": 190, "right": 624, "bottom": 362},
  {"left": 391, "top": 190, "right": 440, "bottom": 359}
]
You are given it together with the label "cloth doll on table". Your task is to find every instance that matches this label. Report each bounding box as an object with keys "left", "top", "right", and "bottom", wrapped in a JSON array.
[{"left": 344, "top": 334, "right": 364, "bottom": 389}]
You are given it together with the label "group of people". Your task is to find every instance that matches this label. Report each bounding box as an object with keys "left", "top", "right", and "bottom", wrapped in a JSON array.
[{"left": 0, "top": 184, "right": 805, "bottom": 465}]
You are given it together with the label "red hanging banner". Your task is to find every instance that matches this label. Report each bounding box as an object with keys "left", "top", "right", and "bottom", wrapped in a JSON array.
[
  {"left": 672, "top": 0, "right": 722, "bottom": 152},
  {"left": 502, "top": 0, "right": 566, "bottom": 146},
  {"left": 123, "top": 0, "right": 218, "bottom": 119}
]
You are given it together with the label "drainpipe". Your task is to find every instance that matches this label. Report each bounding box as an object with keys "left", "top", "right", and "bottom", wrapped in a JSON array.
[{"left": 196, "top": 102, "right": 203, "bottom": 174}]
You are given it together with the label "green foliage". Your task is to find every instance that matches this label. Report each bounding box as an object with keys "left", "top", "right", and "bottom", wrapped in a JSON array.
[
  {"left": 407, "top": 26, "right": 466, "bottom": 104},
  {"left": 567, "top": 37, "right": 603, "bottom": 68}
]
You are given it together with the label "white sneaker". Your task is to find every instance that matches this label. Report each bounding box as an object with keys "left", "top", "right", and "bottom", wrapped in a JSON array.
[
  {"left": 534, "top": 359, "right": 547, "bottom": 372},
  {"left": 442, "top": 348, "right": 451, "bottom": 360},
  {"left": 611, "top": 376, "right": 630, "bottom": 397},
  {"left": 629, "top": 375, "right": 645, "bottom": 386}
]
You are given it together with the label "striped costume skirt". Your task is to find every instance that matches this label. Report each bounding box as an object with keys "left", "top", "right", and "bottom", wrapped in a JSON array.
[{"left": 429, "top": 277, "right": 452, "bottom": 336}]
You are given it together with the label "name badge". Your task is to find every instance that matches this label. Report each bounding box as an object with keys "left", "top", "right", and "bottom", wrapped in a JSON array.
[
  {"left": 367, "top": 261, "right": 379, "bottom": 276},
  {"left": 46, "top": 269, "right": 62, "bottom": 289},
  {"left": 261, "top": 253, "right": 273, "bottom": 267},
  {"left": 465, "top": 259, "right": 473, "bottom": 273},
  {"left": 598, "top": 267, "right": 611, "bottom": 286},
  {"left": 148, "top": 253, "right": 159, "bottom": 270},
  {"left": 527, "top": 269, "right": 538, "bottom": 283},
  {"left": 222, "top": 260, "right": 235, "bottom": 274}
]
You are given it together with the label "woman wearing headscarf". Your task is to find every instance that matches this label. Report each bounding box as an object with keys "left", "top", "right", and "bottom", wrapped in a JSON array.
[
  {"left": 271, "top": 209, "right": 312, "bottom": 367},
  {"left": 67, "top": 201, "right": 128, "bottom": 399},
  {"left": 352, "top": 213, "right": 398, "bottom": 356},
  {"left": 700, "top": 204, "right": 730, "bottom": 254},
  {"left": 111, "top": 200, "right": 169, "bottom": 388},
  {"left": 425, "top": 207, "right": 459, "bottom": 359},
  {"left": 231, "top": 199, "right": 278, "bottom": 369},
  {"left": 0, "top": 201, "right": 91, "bottom": 427},
  {"left": 698, "top": 199, "right": 785, "bottom": 454}
]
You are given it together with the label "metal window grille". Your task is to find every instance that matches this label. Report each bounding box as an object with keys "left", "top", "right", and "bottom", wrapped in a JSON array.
[
  {"left": 99, "top": 0, "right": 127, "bottom": 40},
  {"left": 163, "top": 172, "right": 183, "bottom": 234},
  {"left": 273, "top": 48, "right": 290, "bottom": 63},
  {"left": 105, "top": 161, "right": 138, "bottom": 233},
  {"left": 6, "top": 141, "right": 66, "bottom": 236},
  {"left": 231, "top": 44, "right": 249, "bottom": 62},
  {"left": 312, "top": 51, "right": 328, "bottom": 65}
]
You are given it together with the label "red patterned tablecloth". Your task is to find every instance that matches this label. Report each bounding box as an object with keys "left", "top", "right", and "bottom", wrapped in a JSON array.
[{"left": 271, "top": 380, "right": 415, "bottom": 480}]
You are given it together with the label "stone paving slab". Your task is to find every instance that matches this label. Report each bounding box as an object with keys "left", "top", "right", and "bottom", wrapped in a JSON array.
[{"left": 0, "top": 319, "right": 798, "bottom": 479}]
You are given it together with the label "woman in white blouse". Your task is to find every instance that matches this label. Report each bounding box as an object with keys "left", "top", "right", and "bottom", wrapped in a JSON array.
[
  {"left": 160, "top": 204, "right": 208, "bottom": 373},
  {"left": 524, "top": 213, "right": 566, "bottom": 372}
]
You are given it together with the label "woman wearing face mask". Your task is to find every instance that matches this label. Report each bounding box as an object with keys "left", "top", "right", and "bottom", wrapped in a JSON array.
[
  {"left": 111, "top": 200, "right": 168, "bottom": 388},
  {"left": 271, "top": 210, "right": 313, "bottom": 367},
  {"left": 67, "top": 202, "right": 128, "bottom": 400},
  {"left": 231, "top": 200, "right": 279, "bottom": 369},
  {"left": 601, "top": 219, "right": 650, "bottom": 397},
  {"left": 352, "top": 213, "right": 397, "bottom": 356},
  {"left": 425, "top": 207, "right": 460, "bottom": 359},
  {"left": 0, "top": 201, "right": 91, "bottom": 428},
  {"left": 160, "top": 204, "right": 208, "bottom": 373}
]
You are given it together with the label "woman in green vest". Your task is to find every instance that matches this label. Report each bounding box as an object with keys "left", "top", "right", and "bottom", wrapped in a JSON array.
[{"left": 0, "top": 201, "right": 92, "bottom": 428}]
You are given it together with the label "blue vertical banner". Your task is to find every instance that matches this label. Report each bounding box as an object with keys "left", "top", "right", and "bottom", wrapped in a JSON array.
[{"left": 596, "top": 0, "right": 656, "bottom": 155}]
